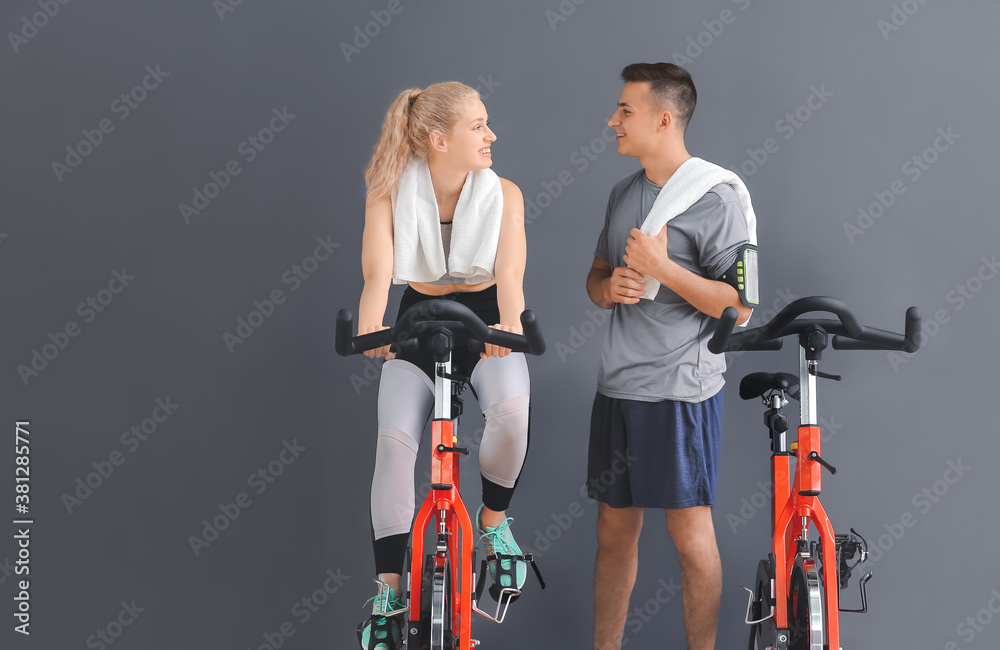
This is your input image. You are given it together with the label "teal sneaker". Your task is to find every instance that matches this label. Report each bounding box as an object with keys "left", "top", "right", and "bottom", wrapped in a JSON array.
[
  {"left": 476, "top": 504, "right": 527, "bottom": 600},
  {"left": 357, "top": 578, "right": 407, "bottom": 650}
]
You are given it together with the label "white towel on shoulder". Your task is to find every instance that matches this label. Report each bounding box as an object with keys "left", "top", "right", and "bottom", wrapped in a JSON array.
[
  {"left": 636, "top": 156, "right": 758, "bottom": 300},
  {"left": 390, "top": 159, "right": 504, "bottom": 285}
]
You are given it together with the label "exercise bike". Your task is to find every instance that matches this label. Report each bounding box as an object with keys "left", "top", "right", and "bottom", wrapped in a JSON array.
[
  {"left": 336, "top": 299, "right": 546, "bottom": 649},
  {"left": 708, "top": 296, "right": 920, "bottom": 650}
]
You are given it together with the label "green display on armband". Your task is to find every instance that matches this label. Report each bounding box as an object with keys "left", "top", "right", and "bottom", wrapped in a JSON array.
[{"left": 719, "top": 244, "right": 759, "bottom": 308}]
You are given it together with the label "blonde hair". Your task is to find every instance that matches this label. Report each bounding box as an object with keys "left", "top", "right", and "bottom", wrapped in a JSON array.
[{"left": 364, "top": 81, "right": 480, "bottom": 204}]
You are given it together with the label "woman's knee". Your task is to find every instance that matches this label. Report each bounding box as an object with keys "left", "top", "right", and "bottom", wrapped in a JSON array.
[{"left": 478, "top": 395, "right": 530, "bottom": 487}]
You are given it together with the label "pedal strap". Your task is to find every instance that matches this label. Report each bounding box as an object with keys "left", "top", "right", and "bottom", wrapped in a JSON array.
[
  {"left": 486, "top": 552, "right": 522, "bottom": 593},
  {"left": 485, "top": 551, "right": 545, "bottom": 590},
  {"left": 366, "top": 613, "right": 401, "bottom": 650}
]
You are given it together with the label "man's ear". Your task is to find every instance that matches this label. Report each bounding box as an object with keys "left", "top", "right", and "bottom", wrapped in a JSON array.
[{"left": 657, "top": 109, "right": 673, "bottom": 132}]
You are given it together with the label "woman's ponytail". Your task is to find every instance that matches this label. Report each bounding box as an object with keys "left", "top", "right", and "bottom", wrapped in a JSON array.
[{"left": 364, "top": 88, "right": 422, "bottom": 204}]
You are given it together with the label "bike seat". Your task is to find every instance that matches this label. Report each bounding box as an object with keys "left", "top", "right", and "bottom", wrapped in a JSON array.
[{"left": 739, "top": 372, "right": 800, "bottom": 401}]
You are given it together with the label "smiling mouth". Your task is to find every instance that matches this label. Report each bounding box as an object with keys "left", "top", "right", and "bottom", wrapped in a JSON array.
[{"left": 478, "top": 147, "right": 491, "bottom": 155}]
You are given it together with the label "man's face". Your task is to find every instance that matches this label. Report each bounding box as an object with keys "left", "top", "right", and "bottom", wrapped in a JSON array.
[{"left": 607, "top": 81, "right": 666, "bottom": 158}]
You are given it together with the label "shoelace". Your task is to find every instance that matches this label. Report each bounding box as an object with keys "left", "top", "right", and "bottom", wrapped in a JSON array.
[
  {"left": 363, "top": 593, "right": 405, "bottom": 615},
  {"left": 480, "top": 517, "right": 519, "bottom": 554}
]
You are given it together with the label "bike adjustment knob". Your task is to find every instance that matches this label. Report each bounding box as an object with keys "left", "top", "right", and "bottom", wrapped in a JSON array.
[{"left": 808, "top": 451, "right": 837, "bottom": 475}]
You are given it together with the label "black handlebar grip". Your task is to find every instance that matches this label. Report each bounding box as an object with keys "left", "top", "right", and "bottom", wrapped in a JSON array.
[
  {"left": 708, "top": 306, "right": 739, "bottom": 354},
  {"left": 521, "top": 310, "right": 546, "bottom": 355},
  {"left": 335, "top": 309, "right": 354, "bottom": 357},
  {"left": 831, "top": 306, "right": 921, "bottom": 352},
  {"left": 903, "top": 306, "right": 921, "bottom": 353},
  {"left": 466, "top": 310, "right": 546, "bottom": 356}
]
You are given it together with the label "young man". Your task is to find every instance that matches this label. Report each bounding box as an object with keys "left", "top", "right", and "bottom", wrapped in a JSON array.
[{"left": 585, "top": 63, "right": 756, "bottom": 650}]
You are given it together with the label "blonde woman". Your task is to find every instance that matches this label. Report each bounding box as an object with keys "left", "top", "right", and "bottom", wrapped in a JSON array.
[{"left": 355, "top": 82, "right": 531, "bottom": 649}]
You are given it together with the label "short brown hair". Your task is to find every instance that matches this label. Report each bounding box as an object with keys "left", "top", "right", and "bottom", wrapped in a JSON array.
[{"left": 620, "top": 62, "right": 697, "bottom": 133}]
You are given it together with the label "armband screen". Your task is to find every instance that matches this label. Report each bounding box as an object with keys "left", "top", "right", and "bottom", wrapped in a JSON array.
[{"left": 719, "top": 244, "right": 758, "bottom": 307}]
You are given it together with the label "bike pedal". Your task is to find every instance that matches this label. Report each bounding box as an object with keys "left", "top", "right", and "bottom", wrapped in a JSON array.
[{"left": 488, "top": 582, "right": 521, "bottom": 604}]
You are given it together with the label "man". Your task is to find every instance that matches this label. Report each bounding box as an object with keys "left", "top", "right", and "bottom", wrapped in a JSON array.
[{"left": 585, "top": 62, "right": 757, "bottom": 650}]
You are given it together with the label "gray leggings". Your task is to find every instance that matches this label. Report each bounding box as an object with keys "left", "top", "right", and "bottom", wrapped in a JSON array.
[{"left": 371, "top": 353, "right": 531, "bottom": 542}]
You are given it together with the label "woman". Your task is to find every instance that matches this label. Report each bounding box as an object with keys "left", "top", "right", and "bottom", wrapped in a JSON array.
[{"left": 356, "top": 81, "right": 531, "bottom": 650}]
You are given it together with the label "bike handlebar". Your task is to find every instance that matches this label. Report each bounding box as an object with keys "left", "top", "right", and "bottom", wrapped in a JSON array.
[
  {"left": 335, "top": 300, "right": 546, "bottom": 358},
  {"left": 708, "top": 296, "right": 921, "bottom": 354}
]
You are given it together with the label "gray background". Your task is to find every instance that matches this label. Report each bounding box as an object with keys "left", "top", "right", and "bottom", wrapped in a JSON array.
[{"left": 2, "top": 0, "right": 998, "bottom": 648}]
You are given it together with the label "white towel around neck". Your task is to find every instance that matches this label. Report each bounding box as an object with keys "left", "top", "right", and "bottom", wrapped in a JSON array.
[
  {"left": 390, "top": 159, "right": 503, "bottom": 285},
  {"left": 635, "top": 157, "right": 758, "bottom": 301}
]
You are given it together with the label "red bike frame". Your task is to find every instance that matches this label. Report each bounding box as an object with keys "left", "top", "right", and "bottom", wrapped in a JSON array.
[
  {"left": 769, "top": 422, "right": 840, "bottom": 649},
  {"left": 407, "top": 409, "right": 475, "bottom": 647}
]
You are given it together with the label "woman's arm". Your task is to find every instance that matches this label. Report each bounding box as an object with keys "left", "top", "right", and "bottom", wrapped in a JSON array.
[
  {"left": 485, "top": 178, "right": 526, "bottom": 358},
  {"left": 358, "top": 195, "right": 396, "bottom": 358}
]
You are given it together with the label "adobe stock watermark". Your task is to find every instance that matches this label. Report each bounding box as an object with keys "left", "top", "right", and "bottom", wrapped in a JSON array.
[
  {"left": 620, "top": 575, "right": 683, "bottom": 647},
  {"left": 669, "top": 0, "right": 753, "bottom": 66},
  {"left": 877, "top": 0, "right": 933, "bottom": 42},
  {"left": 553, "top": 307, "right": 607, "bottom": 363},
  {"left": 222, "top": 235, "right": 340, "bottom": 354},
  {"left": 864, "top": 457, "right": 970, "bottom": 565},
  {"left": 524, "top": 126, "right": 620, "bottom": 226},
  {"left": 339, "top": 0, "right": 418, "bottom": 63},
  {"left": 16, "top": 267, "right": 136, "bottom": 386},
  {"left": 50, "top": 65, "right": 170, "bottom": 183},
  {"left": 188, "top": 438, "right": 306, "bottom": 557},
  {"left": 0, "top": 556, "right": 15, "bottom": 586},
  {"left": 520, "top": 449, "right": 637, "bottom": 560},
  {"left": 7, "top": 0, "right": 76, "bottom": 54},
  {"left": 948, "top": 587, "right": 1000, "bottom": 649},
  {"left": 544, "top": 0, "right": 591, "bottom": 31},
  {"left": 844, "top": 126, "right": 959, "bottom": 243},
  {"left": 178, "top": 106, "right": 296, "bottom": 224},
  {"left": 84, "top": 599, "right": 145, "bottom": 649},
  {"left": 887, "top": 253, "right": 996, "bottom": 373},
  {"left": 213, "top": 0, "right": 250, "bottom": 22},
  {"left": 245, "top": 568, "right": 350, "bottom": 650},
  {"left": 738, "top": 84, "right": 833, "bottom": 179},
  {"left": 60, "top": 397, "right": 180, "bottom": 515}
]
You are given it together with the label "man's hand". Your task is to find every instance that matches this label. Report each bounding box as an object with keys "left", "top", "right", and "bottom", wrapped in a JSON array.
[
  {"left": 481, "top": 323, "right": 522, "bottom": 360},
  {"left": 623, "top": 224, "right": 670, "bottom": 279},
  {"left": 607, "top": 266, "right": 645, "bottom": 305}
]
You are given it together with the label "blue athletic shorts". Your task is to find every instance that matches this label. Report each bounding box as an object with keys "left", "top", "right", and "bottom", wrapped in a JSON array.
[{"left": 587, "top": 390, "right": 723, "bottom": 509}]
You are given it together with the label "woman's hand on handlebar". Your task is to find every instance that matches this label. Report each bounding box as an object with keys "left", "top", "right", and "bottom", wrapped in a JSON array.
[
  {"left": 359, "top": 324, "right": 396, "bottom": 360},
  {"left": 480, "top": 323, "right": 522, "bottom": 360}
]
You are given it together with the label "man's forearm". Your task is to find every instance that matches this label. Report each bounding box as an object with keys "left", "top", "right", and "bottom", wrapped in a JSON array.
[
  {"left": 654, "top": 259, "right": 751, "bottom": 323},
  {"left": 587, "top": 268, "right": 613, "bottom": 309}
]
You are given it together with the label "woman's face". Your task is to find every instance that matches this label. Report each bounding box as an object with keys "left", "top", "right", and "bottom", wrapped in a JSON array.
[{"left": 437, "top": 97, "right": 496, "bottom": 171}]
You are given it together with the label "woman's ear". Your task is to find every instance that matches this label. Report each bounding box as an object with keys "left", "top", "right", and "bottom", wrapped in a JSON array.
[{"left": 428, "top": 129, "right": 447, "bottom": 153}]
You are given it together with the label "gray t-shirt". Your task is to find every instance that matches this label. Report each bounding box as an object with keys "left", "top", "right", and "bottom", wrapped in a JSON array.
[{"left": 594, "top": 168, "right": 753, "bottom": 403}]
